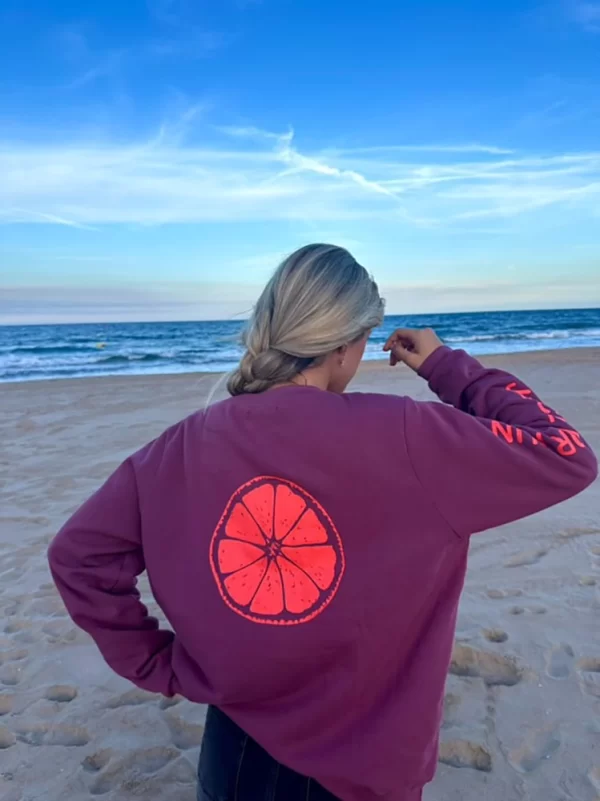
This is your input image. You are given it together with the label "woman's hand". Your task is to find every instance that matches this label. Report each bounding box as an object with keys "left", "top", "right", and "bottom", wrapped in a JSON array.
[{"left": 383, "top": 328, "right": 444, "bottom": 372}]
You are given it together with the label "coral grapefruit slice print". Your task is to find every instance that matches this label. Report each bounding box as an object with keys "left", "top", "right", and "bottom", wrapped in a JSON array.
[{"left": 210, "top": 477, "right": 345, "bottom": 625}]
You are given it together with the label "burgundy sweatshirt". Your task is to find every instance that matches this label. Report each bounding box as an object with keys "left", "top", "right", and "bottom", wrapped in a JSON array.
[{"left": 49, "top": 348, "right": 597, "bottom": 801}]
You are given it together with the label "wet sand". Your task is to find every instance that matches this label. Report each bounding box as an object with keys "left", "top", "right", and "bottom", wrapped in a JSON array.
[{"left": 1, "top": 349, "right": 599, "bottom": 801}]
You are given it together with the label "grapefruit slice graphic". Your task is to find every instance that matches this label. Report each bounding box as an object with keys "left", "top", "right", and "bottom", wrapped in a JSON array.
[{"left": 210, "top": 477, "right": 345, "bottom": 625}]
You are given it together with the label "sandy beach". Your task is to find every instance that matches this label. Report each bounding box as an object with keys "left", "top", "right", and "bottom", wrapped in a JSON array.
[{"left": 1, "top": 348, "right": 599, "bottom": 801}]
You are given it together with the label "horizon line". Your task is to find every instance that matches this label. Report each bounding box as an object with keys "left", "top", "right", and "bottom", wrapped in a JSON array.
[{"left": 2, "top": 304, "right": 600, "bottom": 328}]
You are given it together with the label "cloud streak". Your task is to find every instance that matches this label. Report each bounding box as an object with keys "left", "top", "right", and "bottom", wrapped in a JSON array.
[
  {"left": 2, "top": 208, "right": 97, "bottom": 230},
  {"left": 328, "top": 144, "right": 515, "bottom": 155},
  {"left": 1, "top": 117, "right": 599, "bottom": 227},
  {"left": 569, "top": 0, "right": 600, "bottom": 32},
  {"left": 64, "top": 49, "right": 125, "bottom": 90},
  {"left": 4, "top": 272, "right": 599, "bottom": 325}
]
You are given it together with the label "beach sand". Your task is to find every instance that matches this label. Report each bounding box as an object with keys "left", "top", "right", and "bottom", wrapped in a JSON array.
[{"left": 1, "top": 349, "right": 599, "bottom": 801}]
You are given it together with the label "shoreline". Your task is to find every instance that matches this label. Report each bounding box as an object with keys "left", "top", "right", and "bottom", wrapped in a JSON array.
[{"left": 2, "top": 344, "right": 600, "bottom": 390}]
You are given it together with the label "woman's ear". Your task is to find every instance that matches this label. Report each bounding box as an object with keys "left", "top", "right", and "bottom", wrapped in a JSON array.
[{"left": 337, "top": 344, "right": 348, "bottom": 367}]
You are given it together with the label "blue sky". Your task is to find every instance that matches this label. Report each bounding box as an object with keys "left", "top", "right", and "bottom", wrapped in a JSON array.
[{"left": 1, "top": 0, "right": 600, "bottom": 323}]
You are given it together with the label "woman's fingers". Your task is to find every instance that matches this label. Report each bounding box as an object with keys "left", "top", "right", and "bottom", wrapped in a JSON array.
[
  {"left": 383, "top": 328, "right": 418, "bottom": 353},
  {"left": 383, "top": 328, "right": 444, "bottom": 372},
  {"left": 391, "top": 344, "right": 418, "bottom": 369}
]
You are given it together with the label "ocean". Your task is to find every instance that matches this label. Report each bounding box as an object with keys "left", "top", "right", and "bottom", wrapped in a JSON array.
[{"left": 1, "top": 308, "right": 600, "bottom": 383}]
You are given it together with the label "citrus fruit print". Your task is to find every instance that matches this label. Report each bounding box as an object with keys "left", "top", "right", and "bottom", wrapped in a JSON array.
[{"left": 210, "top": 477, "right": 345, "bottom": 625}]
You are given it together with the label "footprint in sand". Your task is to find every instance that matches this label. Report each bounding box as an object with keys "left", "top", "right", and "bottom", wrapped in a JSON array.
[
  {"left": 25, "top": 597, "right": 67, "bottom": 618},
  {"left": 86, "top": 747, "right": 180, "bottom": 796},
  {"left": 577, "top": 657, "right": 600, "bottom": 673},
  {"left": 1, "top": 569, "right": 25, "bottom": 582},
  {"left": 545, "top": 644, "right": 574, "bottom": 679},
  {"left": 42, "top": 620, "right": 77, "bottom": 642},
  {"left": 0, "top": 785, "right": 21, "bottom": 801},
  {"left": 501, "top": 604, "right": 545, "bottom": 616},
  {"left": 450, "top": 644, "right": 522, "bottom": 686},
  {"left": 483, "top": 628, "right": 509, "bottom": 643},
  {"left": 442, "top": 693, "right": 461, "bottom": 729},
  {"left": 0, "top": 725, "right": 17, "bottom": 749},
  {"left": 486, "top": 588, "right": 523, "bottom": 600},
  {"left": 579, "top": 672, "right": 600, "bottom": 699},
  {"left": 0, "top": 648, "right": 29, "bottom": 665},
  {"left": 33, "top": 586, "right": 59, "bottom": 600},
  {"left": 12, "top": 631, "right": 38, "bottom": 646},
  {"left": 438, "top": 740, "right": 492, "bottom": 772},
  {"left": 164, "top": 711, "right": 205, "bottom": 750},
  {"left": 0, "top": 694, "right": 14, "bottom": 716},
  {"left": 82, "top": 750, "right": 114, "bottom": 773},
  {"left": 504, "top": 548, "right": 548, "bottom": 568},
  {"left": 579, "top": 576, "right": 597, "bottom": 587},
  {"left": 0, "top": 665, "right": 23, "bottom": 687},
  {"left": 0, "top": 559, "right": 25, "bottom": 576},
  {"left": 560, "top": 527, "right": 600, "bottom": 540},
  {"left": 16, "top": 722, "right": 90, "bottom": 747},
  {"left": 159, "top": 695, "right": 183, "bottom": 710},
  {"left": 105, "top": 688, "right": 156, "bottom": 709},
  {"left": 160, "top": 756, "right": 197, "bottom": 785},
  {"left": 45, "top": 685, "right": 78, "bottom": 703},
  {"left": 507, "top": 723, "right": 561, "bottom": 773},
  {"left": 3, "top": 620, "right": 32, "bottom": 635}
]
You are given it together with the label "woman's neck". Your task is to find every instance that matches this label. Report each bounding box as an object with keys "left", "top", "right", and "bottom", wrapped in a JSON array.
[{"left": 270, "top": 367, "right": 329, "bottom": 392}]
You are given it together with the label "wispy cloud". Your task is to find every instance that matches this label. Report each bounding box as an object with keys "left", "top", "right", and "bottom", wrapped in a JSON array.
[
  {"left": 516, "top": 99, "right": 576, "bottom": 130},
  {"left": 64, "top": 49, "right": 125, "bottom": 90},
  {"left": 1, "top": 115, "right": 599, "bottom": 227},
  {"left": 146, "top": 0, "right": 232, "bottom": 57},
  {"left": 54, "top": 8, "right": 227, "bottom": 92},
  {"left": 2, "top": 208, "right": 97, "bottom": 230},
  {"left": 221, "top": 127, "right": 436, "bottom": 224},
  {"left": 148, "top": 102, "right": 208, "bottom": 148},
  {"left": 327, "top": 144, "right": 515, "bottom": 155},
  {"left": 147, "top": 30, "right": 233, "bottom": 59},
  {"left": 269, "top": 129, "right": 404, "bottom": 199},
  {"left": 0, "top": 281, "right": 261, "bottom": 324},
  {"left": 60, "top": 30, "right": 226, "bottom": 91},
  {"left": 48, "top": 254, "right": 114, "bottom": 262},
  {"left": 48, "top": 20, "right": 127, "bottom": 91},
  {"left": 567, "top": 0, "right": 600, "bottom": 32},
  {"left": 4, "top": 271, "right": 599, "bottom": 324}
]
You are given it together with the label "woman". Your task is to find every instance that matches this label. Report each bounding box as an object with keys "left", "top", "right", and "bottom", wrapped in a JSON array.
[{"left": 49, "top": 244, "right": 597, "bottom": 801}]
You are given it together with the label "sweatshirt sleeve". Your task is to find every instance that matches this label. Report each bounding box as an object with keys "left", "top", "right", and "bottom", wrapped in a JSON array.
[
  {"left": 48, "top": 458, "right": 180, "bottom": 696},
  {"left": 403, "top": 347, "right": 597, "bottom": 537}
]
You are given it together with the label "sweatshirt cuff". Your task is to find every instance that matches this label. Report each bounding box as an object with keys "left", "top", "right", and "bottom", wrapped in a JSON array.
[
  {"left": 418, "top": 346, "right": 488, "bottom": 409},
  {"left": 417, "top": 346, "right": 454, "bottom": 382}
]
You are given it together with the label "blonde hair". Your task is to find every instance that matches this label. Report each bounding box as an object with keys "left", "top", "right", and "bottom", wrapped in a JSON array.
[{"left": 227, "top": 244, "right": 384, "bottom": 396}]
